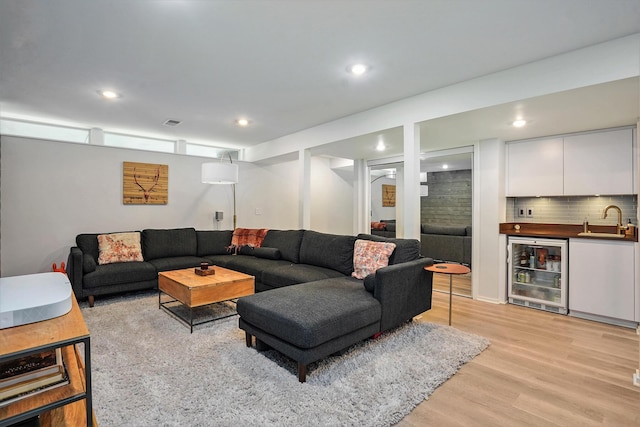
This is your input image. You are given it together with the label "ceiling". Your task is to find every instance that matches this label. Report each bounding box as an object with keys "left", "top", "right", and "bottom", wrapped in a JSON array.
[
  {"left": 318, "top": 77, "right": 640, "bottom": 163},
  {"left": 1, "top": 1, "right": 640, "bottom": 159}
]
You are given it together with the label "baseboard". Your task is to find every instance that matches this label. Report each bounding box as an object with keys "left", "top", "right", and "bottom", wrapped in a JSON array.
[
  {"left": 568, "top": 311, "right": 638, "bottom": 329},
  {"left": 474, "top": 295, "right": 505, "bottom": 304}
]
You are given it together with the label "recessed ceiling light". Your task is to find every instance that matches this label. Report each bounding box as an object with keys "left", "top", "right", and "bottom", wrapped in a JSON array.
[
  {"left": 98, "top": 89, "right": 121, "bottom": 99},
  {"left": 442, "top": 164, "right": 449, "bottom": 169},
  {"left": 236, "top": 118, "right": 250, "bottom": 127},
  {"left": 512, "top": 119, "right": 527, "bottom": 127},
  {"left": 348, "top": 63, "right": 369, "bottom": 76}
]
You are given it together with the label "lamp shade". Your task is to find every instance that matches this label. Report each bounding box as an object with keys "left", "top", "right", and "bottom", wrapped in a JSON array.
[{"left": 201, "top": 162, "right": 238, "bottom": 184}]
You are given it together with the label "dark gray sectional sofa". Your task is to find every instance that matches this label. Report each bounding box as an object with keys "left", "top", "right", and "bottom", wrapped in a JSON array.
[
  {"left": 67, "top": 227, "right": 434, "bottom": 382},
  {"left": 373, "top": 221, "right": 471, "bottom": 267}
]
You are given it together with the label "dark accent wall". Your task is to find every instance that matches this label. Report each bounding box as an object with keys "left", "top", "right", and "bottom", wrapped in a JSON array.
[{"left": 420, "top": 169, "right": 472, "bottom": 226}]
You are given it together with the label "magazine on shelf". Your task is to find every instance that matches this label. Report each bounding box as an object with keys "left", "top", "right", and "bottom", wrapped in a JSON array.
[
  {"left": 0, "top": 348, "right": 64, "bottom": 389},
  {"left": 0, "top": 348, "right": 69, "bottom": 407}
]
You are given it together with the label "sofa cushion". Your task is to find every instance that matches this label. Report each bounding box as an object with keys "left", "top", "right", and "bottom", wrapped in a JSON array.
[
  {"left": 97, "top": 232, "right": 144, "bottom": 265},
  {"left": 83, "top": 254, "right": 97, "bottom": 273},
  {"left": 363, "top": 274, "right": 376, "bottom": 293},
  {"left": 196, "top": 230, "right": 233, "bottom": 256},
  {"left": 260, "top": 230, "right": 304, "bottom": 263},
  {"left": 202, "top": 254, "right": 234, "bottom": 269},
  {"left": 237, "top": 245, "right": 254, "bottom": 256},
  {"left": 351, "top": 239, "right": 396, "bottom": 279},
  {"left": 356, "top": 234, "right": 420, "bottom": 265},
  {"left": 83, "top": 261, "right": 157, "bottom": 289},
  {"left": 261, "top": 264, "right": 345, "bottom": 289},
  {"left": 231, "top": 228, "right": 268, "bottom": 248},
  {"left": 236, "top": 278, "right": 380, "bottom": 349},
  {"left": 421, "top": 234, "right": 464, "bottom": 264},
  {"left": 222, "top": 256, "right": 291, "bottom": 280},
  {"left": 147, "top": 256, "right": 210, "bottom": 272},
  {"left": 421, "top": 224, "right": 467, "bottom": 236},
  {"left": 76, "top": 233, "right": 101, "bottom": 263},
  {"left": 142, "top": 228, "right": 197, "bottom": 260},
  {"left": 238, "top": 245, "right": 282, "bottom": 260},
  {"left": 299, "top": 231, "right": 356, "bottom": 276}
]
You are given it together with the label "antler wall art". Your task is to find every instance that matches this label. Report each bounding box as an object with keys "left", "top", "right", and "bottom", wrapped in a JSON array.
[{"left": 123, "top": 161, "right": 168, "bottom": 204}]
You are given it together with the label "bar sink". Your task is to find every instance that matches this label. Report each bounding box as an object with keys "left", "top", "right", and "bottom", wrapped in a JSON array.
[{"left": 577, "top": 232, "right": 625, "bottom": 238}]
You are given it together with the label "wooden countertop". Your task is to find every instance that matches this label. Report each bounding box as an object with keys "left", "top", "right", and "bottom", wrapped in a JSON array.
[{"left": 499, "top": 222, "right": 638, "bottom": 242}]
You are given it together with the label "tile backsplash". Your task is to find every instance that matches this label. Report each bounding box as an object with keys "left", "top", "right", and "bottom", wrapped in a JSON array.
[{"left": 506, "top": 195, "right": 638, "bottom": 226}]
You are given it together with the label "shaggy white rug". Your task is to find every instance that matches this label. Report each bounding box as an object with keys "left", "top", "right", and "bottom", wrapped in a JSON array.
[{"left": 81, "top": 292, "right": 489, "bottom": 427}]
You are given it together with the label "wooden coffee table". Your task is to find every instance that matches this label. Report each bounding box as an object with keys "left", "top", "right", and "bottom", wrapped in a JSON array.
[{"left": 158, "top": 266, "right": 254, "bottom": 333}]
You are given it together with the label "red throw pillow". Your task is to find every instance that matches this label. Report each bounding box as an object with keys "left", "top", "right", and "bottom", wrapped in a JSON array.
[{"left": 231, "top": 228, "right": 269, "bottom": 248}]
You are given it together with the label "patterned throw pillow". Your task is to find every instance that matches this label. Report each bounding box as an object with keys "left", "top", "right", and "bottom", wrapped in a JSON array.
[
  {"left": 97, "top": 232, "right": 144, "bottom": 265},
  {"left": 351, "top": 239, "right": 396, "bottom": 280}
]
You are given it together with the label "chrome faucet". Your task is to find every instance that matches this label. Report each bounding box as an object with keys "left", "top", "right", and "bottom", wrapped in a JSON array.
[{"left": 602, "top": 205, "right": 626, "bottom": 235}]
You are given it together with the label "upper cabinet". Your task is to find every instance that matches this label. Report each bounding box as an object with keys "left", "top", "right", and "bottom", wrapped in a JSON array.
[
  {"left": 563, "top": 128, "right": 633, "bottom": 195},
  {"left": 506, "top": 128, "right": 635, "bottom": 197},
  {"left": 506, "top": 137, "right": 563, "bottom": 197}
]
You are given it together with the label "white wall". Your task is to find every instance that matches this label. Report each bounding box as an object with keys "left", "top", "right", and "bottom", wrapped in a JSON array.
[
  {"left": 310, "top": 156, "right": 354, "bottom": 235},
  {"left": 0, "top": 136, "right": 326, "bottom": 277}
]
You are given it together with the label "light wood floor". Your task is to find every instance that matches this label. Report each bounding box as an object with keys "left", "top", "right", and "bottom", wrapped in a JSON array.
[
  {"left": 397, "top": 292, "right": 640, "bottom": 426},
  {"left": 432, "top": 271, "right": 472, "bottom": 297}
]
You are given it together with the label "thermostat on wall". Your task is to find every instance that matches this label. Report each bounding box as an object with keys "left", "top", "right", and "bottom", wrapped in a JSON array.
[{"left": 0, "top": 272, "right": 73, "bottom": 329}]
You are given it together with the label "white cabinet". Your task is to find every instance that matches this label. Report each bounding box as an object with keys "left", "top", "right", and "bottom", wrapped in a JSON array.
[
  {"left": 506, "top": 137, "right": 563, "bottom": 197},
  {"left": 506, "top": 128, "right": 634, "bottom": 197},
  {"left": 569, "top": 239, "right": 635, "bottom": 325},
  {"left": 563, "top": 128, "right": 633, "bottom": 195}
]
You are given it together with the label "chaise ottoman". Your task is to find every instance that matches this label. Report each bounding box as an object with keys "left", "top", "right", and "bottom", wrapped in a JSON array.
[{"left": 237, "top": 277, "right": 381, "bottom": 382}]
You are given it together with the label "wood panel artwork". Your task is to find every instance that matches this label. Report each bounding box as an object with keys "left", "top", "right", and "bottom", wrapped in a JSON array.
[
  {"left": 123, "top": 161, "right": 168, "bottom": 205},
  {"left": 382, "top": 184, "right": 396, "bottom": 207}
]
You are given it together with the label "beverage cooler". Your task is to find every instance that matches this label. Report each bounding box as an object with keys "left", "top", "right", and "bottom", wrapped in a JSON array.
[{"left": 507, "top": 237, "right": 567, "bottom": 314}]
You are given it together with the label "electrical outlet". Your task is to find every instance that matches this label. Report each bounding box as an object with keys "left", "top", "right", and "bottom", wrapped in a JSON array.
[
  {"left": 526, "top": 208, "right": 534, "bottom": 218},
  {"left": 518, "top": 208, "right": 525, "bottom": 217}
]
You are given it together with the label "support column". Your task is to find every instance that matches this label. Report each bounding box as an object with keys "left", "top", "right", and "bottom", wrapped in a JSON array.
[
  {"left": 401, "top": 123, "right": 421, "bottom": 239},
  {"left": 475, "top": 138, "right": 506, "bottom": 303},
  {"left": 176, "top": 139, "right": 187, "bottom": 154},
  {"left": 89, "top": 128, "right": 104, "bottom": 145},
  {"left": 353, "top": 159, "right": 369, "bottom": 235},
  {"left": 299, "top": 149, "right": 311, "bottom": 229}
]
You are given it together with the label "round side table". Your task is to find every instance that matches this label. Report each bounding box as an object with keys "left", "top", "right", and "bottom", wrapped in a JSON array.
[{"left": 424, "top": 263, "right": 471, "bottom": 325}]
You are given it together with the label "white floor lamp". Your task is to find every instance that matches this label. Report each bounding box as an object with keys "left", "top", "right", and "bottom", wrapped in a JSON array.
[{"left": 202, "top": 158, "right": 239, "bottom": 230}]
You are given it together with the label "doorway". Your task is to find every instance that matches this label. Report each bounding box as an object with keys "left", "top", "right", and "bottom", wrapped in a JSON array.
[{"left": 420, "top": 149, "right": 473, "bottom": 297}]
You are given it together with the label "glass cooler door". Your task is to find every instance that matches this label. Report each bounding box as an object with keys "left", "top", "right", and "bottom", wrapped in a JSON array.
[{"left": 508, "top": 237, "right": 567, "bottom": 314}]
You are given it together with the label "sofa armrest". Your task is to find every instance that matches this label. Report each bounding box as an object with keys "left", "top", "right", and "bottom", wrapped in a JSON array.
[
  {"left": 372, "top": 257, "right": 434, "bottom": 331},
  {"left": 67, "top": 246, "right": 84, "bottom": 299}
]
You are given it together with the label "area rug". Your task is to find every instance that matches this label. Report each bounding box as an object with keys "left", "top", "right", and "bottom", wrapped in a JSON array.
[{"left": 81, "top": 292, "right": 489, "bottom": 427}]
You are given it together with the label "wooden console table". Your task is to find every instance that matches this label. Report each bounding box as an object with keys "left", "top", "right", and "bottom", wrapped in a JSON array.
[{"left": 0, "top": 297, "right": 94, "bottom": 427}]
